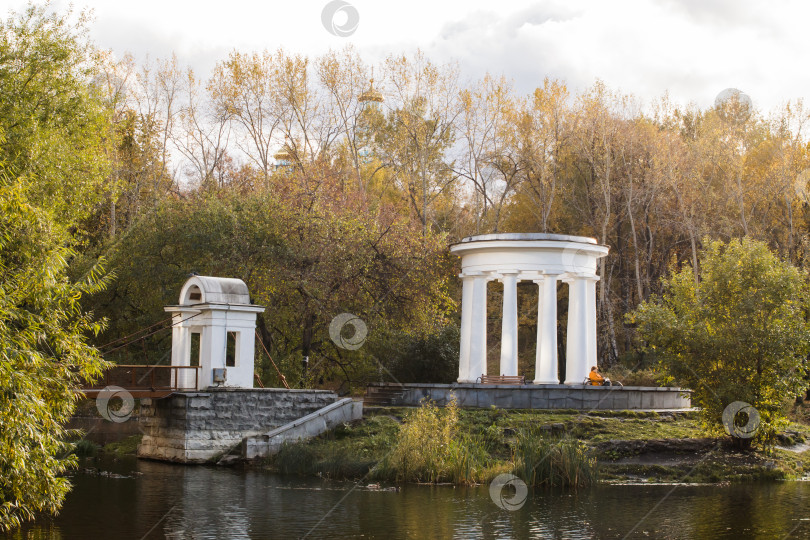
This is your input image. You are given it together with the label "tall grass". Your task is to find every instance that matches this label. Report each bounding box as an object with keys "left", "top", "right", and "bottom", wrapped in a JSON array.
[
  {"left": 272, "top": 441, "right": 376, "bottom": 479},
  {"left": 374, "top": 399, "right": 488, "bottom": 484},
  {"left": 271, "top": 404, "right": 598, "bottom": 489},
  {"left": 72, "top": 439, "right": 99, "bottom": 457},
  {"left": 512, "top": 429, "right": 597, "bottom": 488},
  {"left": 273, "top": 442, "right": 318, "bottom": 475}
]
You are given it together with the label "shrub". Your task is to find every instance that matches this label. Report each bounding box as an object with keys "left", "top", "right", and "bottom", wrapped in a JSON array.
[
  {"left": 370, "top": 324, "right": 459, "bottom": 384},
  {"left": 602, "top": 366, "right": 670, "bottom": 387},
  {"left": 273, "top": 442, "right": 319, "bottom": 475}
]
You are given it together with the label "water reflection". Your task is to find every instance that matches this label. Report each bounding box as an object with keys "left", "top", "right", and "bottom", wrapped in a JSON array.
[{"left": 7, "top": 457, "right": 810, "bottom": 539}]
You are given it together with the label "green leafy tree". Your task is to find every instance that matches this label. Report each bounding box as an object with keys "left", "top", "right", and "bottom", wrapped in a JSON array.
[
  {"left": 0, "top": 167, "right": 109, "bottom": 531},
  {"left": 629, "top": 238, "right": 810, "bottom": 447},
  {"left": 0, "top": 3, "right": 112, "bottom": 241},
  {"left": 0, "top": 4, "right": 113, "bottom": 530}
]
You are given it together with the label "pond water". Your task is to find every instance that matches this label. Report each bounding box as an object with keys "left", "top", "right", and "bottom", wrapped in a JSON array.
[{"left": 9, "top": 457, "right": 810, "bottom": 539}]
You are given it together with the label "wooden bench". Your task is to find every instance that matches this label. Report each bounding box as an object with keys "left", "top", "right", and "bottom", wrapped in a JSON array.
[{"left": 477, "top": 374, "right": 526, "bottom": 385}]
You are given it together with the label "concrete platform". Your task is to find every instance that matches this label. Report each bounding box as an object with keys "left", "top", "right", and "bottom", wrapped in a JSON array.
[{"left": 365, "top": 382, "right": 691, "bottom": 410}]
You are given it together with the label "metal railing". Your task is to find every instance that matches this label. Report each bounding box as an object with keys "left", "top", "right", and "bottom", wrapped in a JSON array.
[{"left": 81, "top": 365, "right": 201, "bottom": 397}]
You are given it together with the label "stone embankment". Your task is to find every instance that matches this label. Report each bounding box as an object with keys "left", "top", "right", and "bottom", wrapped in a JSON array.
[{"left": 138, "top": 388, "right": 344, "bottom": 463}]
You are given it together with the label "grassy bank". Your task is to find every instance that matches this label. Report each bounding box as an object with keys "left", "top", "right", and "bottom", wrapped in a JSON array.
[{"left": 265, "top": 402, "right": 810, "bottom": 486}]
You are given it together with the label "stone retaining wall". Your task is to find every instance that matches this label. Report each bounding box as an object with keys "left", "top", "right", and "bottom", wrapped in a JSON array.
[
  {"left": 369, "top": 383, "right": 691, "bottom": 410},
  {"left": 137, "top": 388, "right": 338, "bottom": 463}
]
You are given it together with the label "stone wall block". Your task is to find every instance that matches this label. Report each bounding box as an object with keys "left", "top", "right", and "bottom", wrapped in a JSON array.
[{"left": 188, "top": 397, "right": 212, "bottom": 409}]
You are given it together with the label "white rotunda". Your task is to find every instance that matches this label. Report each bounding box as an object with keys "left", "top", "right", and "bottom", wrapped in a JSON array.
[{"left": 451, "top": 233, "right": 609, "bottom": 385}]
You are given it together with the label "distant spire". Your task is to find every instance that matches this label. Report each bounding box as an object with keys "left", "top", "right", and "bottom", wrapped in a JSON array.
[
  {"left": 274, "top": 135, "right": 292, "bottom": 162},
  {"left": 359, "top": 68, "right": 383, "bottom": 104}
]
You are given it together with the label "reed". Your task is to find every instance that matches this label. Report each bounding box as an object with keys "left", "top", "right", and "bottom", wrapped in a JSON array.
[
  {"left": 374, "top": 398, "right": 488, "bottom": 484},
  {"left": 512, "top": 429, "right": 597, "bottom": 488},
  {"left": 273, "top": 441, "right": 318, "bottom": 475}
]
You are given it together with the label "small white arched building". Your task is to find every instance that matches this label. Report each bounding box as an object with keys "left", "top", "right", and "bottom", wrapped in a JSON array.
[
  {"left": 451, "top": 233, "right": 609, "bottom": 385},
  {"left": 165, "top": 276, "right": 265, "bottom": 389}
]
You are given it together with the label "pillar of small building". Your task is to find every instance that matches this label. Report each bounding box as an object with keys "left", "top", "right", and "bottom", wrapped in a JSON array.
[
  {"left": 170, "top": 315, "right": 193, "bottom": 388},
  {"left": 585, "top": 275, "right": 599, "bottom": 372}
]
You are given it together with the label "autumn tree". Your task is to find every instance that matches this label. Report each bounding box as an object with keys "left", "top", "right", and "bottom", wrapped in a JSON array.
[
  {"left": 508, "top": 78, "right": 571, "bottom": 233},
  {"left": 174, "top": 68, "right": 231, "bottom": 188},
  {"left": 316, "top": 46, "right": 374, "bottom": 191},
  {"left": 456, "top": 75, "right": 524, "bottom": 232},
  {"left": 209, "top": 50, "right": 282, "bottom": 185},
  {"left": 380, "top": 51, "right": 461, "bottom": 234}
]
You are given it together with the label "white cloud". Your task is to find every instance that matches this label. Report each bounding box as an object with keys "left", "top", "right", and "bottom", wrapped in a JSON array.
[
  {"left": 422, "top": 0, "right": 810, "bottom": 112},
  {"left": 6, "top": 0, "right": 810, "bottom": 113}
]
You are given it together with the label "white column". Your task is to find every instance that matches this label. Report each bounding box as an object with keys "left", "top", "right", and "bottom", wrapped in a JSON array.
[
  {"left": 469, "top": 274, "right": 489, "bottom": 382},
  {"left": 585, "top": 275, "right": 599, "bottom": 373},
  {"left": 457, "top": 274, "right": 476, "bottom": 383},
  {"left": 534, "top": 274, "right": 560, "bottom": 384},
  {"left": 533, "top": 277, "right": 544, "bottom": 383},
  {"left": 499, "top": 271, "right": 520, "bottom": 377},
  {"left": 564, "top": 275, "right": 590, "bottom": 385}
]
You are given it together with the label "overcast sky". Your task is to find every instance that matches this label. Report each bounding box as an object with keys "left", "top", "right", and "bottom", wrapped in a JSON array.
[{"left": 8, "top": 0, "right": 810, "bottom": 114}]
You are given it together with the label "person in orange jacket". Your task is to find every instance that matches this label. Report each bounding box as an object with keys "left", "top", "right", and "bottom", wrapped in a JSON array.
[{"left": 588, "top": 366, "right": 609, "bottom": 386}]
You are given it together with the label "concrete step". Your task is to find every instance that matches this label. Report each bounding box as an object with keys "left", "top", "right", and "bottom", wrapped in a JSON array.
[
  {"left": 242, "top": 398, "right": 363, "bottom": 459},
  {"left": 363, "top": 384, "right": 405, "bottom": 406}
]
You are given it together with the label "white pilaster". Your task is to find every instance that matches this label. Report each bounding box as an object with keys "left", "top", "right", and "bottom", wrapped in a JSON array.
[
  {"left": 170, "top": 318, "right": 190, "bottom": 388},
  {"left": 457, "top": 274, "right": 477, "bottom": 382},
  {"left": 534, "top": 274, "right": 560, "bottom": 384},
  {"left": 564, "top": 275, "right": 590, "bottom": 385},
  {"left": 499, "top": 271, "right": 520, "bottom": 377},
  {"left": 469, "top": 274, "right": 489, "bottom": 382},
  {"left": 170, "top": 317, "right": 189, "bottom": 366}
]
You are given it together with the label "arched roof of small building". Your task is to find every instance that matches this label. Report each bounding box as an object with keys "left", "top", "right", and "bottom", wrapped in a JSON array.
[{"left": 178, "top": 276, "right": 251, "bottom": 305}]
